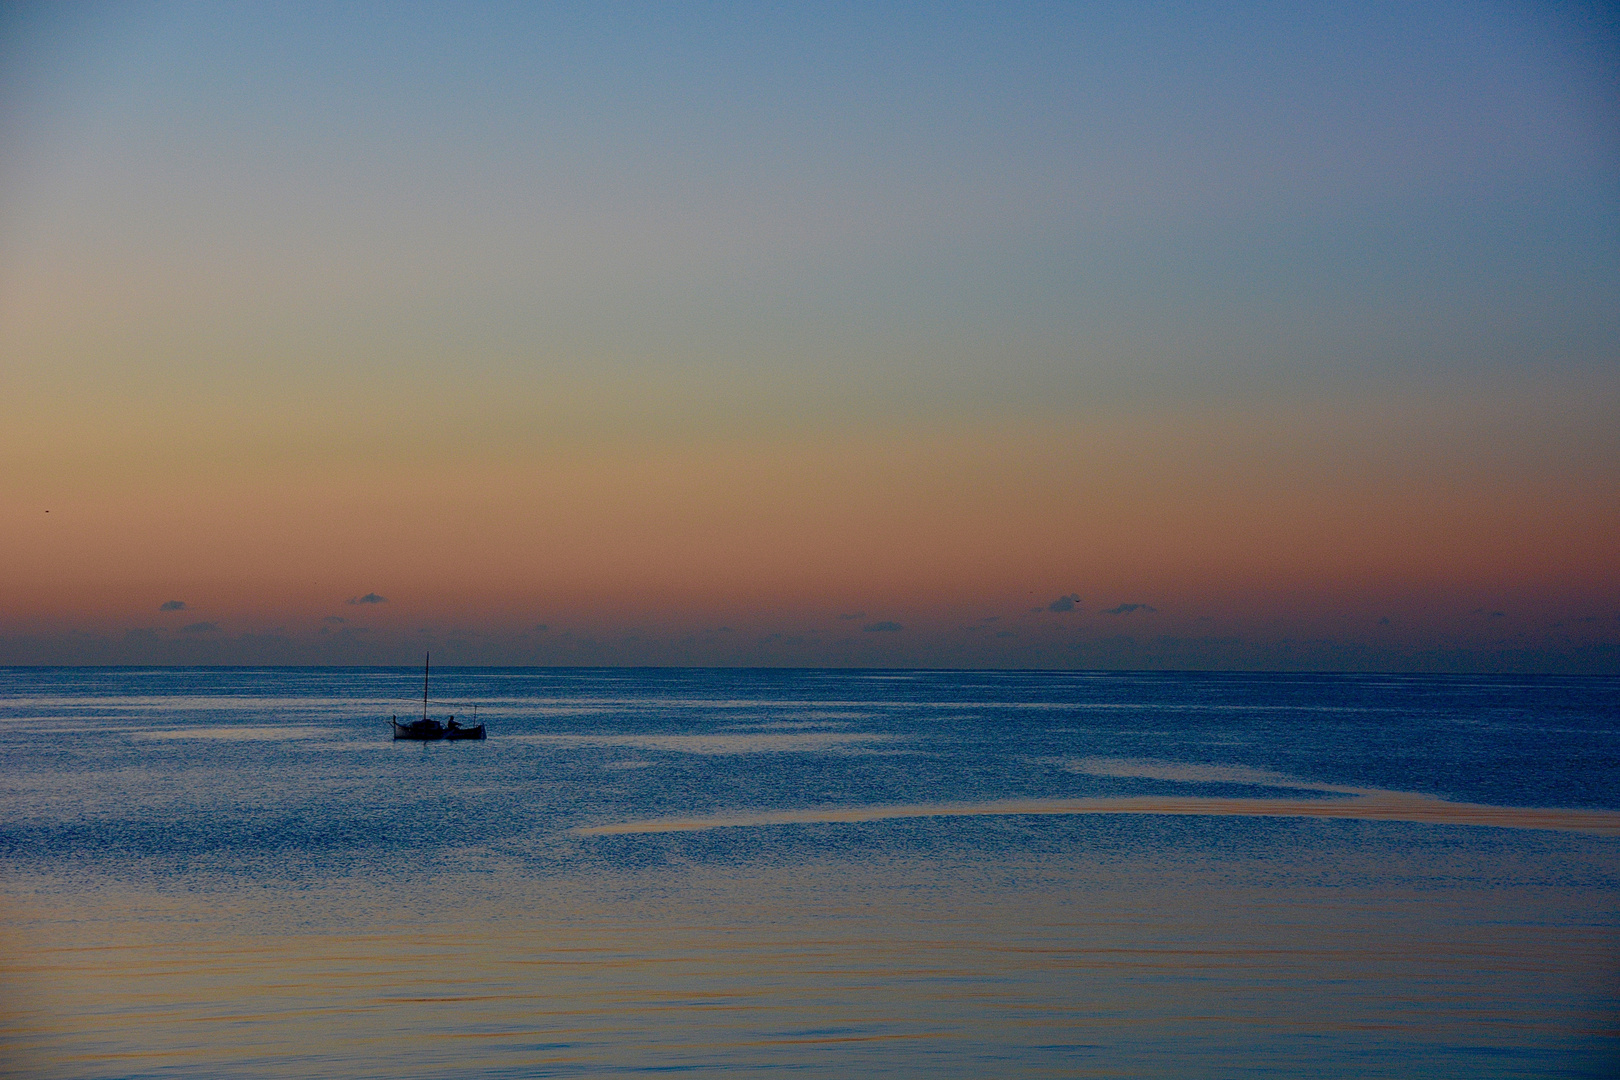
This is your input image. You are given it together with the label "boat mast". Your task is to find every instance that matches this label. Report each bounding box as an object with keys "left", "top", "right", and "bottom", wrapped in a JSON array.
[{"left": 422, "top": 653, "right": 430, "bottom": 721}]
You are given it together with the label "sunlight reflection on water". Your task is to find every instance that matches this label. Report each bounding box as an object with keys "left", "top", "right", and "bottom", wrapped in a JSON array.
[{"left": 6, "top": 852, "right": 1618, "bottom": 1079}]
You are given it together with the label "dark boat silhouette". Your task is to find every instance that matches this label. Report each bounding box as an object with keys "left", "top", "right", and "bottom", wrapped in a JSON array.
[{"left": 391, "top": 654, "right": 485, "bottom": 740}]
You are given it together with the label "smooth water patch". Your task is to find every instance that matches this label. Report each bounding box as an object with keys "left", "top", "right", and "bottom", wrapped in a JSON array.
[
  {"left": 133, "top": 724, "right": 331, "bottom": 741},
  {"left": 1062, "top": 756, "right": 1354, "bottom": 790},
  {"left": 573, "top": 788, "right": 1620, "bottom": 836},
  {"left": 505, "top": 730, "right": 904, "bottom": 754}
]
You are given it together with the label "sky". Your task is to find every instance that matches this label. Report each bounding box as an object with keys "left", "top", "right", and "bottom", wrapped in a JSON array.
[{"left": 2, "top": 0, "right": 1617, "bottom": 670}]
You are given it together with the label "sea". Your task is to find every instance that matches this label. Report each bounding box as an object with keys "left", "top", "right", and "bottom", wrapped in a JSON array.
[{"left": 1, "top": 667, "right": 1617, "bottom": 1078}]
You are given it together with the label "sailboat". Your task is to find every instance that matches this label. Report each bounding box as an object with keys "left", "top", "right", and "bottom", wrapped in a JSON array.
[{"left": 391, "top": 654, "right": 486, "bottom": 740}]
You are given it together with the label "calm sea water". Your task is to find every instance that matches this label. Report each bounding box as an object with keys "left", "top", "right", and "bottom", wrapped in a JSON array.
[{"left": 2, "top": 667, "right": 1617, "bottom": 1078}]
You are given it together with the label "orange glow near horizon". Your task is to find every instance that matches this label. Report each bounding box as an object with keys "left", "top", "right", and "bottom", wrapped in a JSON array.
[{"left": 7, "top": 402, "right": 1616, "bottom": 650}]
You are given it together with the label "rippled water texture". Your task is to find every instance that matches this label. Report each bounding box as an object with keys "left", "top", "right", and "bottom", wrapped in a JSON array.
[{"left": 2, "top": 668, "right": 1617, "bottom": 1077}]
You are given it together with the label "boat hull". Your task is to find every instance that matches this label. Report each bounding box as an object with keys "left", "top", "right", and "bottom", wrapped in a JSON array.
[{"left": 392, "top": 720, "right": 486, "bottom": 741}]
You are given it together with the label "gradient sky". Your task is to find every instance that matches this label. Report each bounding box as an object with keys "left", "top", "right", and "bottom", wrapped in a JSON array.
[{"left": 2, "top": 1, "right": 1617, "bottom": 669}]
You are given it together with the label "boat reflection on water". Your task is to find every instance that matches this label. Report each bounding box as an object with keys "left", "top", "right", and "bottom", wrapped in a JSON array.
[{"left": 391, "top": 653, "right": 486, "bottom": 741}]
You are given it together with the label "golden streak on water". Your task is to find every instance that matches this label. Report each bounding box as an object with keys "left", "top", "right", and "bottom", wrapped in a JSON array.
[
  {"left": 572, "top": 791, "right": 1620, "bottom": 836},
  {"left": 6, "top": 859, "right": 1617, "bottom": 1079}
]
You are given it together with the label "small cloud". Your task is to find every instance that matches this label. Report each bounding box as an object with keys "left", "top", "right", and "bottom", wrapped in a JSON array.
[
  {"left": 322, "top": 616, "right": 347, "bottom": 625},
  {"left": 980, "top": 615, "right": 1000, "bottom": 624},
  {"left": 347, "top": 593, "right": 388, "bottom": 605},
  {"left": 530, "top": 623, "right": 548, "bottom": 632},
  {"left": 1471, "top": 608, "right": 1506, "bottom": 620},
  {"left": 159, "top": 600, "right": 187, "bottom": 611},
  {"left": 180, "top": 622, "right": 217, "bottom": 634},
  {"left": 715, "top": 626, "right": 734, "bottom": 633},
  {"left": 1045, "top": 594, "right": 1081, "bottom": 613},
  {"left": 1102, "top": 603, "right": 1156, "bottom": 616},
  {"left": 994, "top": 629, "right": 1017, "bottom": 638},
  {"left": 1377, "top": 616, "right": 1391, "bottom": 626},
  {"left": 863, "top": 621, "right": 903, "bottom": 632},
  {"left": 839, "top": 611, "right": 866, "bottom": 621}
]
